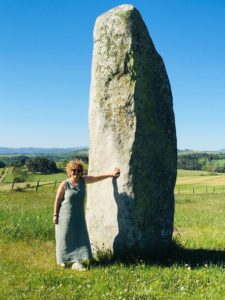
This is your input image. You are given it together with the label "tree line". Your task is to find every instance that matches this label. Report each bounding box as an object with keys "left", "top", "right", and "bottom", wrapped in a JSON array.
[
  {"left": 1, "top": 152, "right": 225, "bottom": 174},
  {"left": 178, "top": 152, "right": 225, "bottom": 173},
  {"left": 0, "top": 155, "right": 88, "bottom": 175}
]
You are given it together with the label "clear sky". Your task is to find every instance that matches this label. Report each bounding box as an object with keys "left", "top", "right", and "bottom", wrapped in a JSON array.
[{"left": 0, "top": 0, "right": 225, "bottom": 150}]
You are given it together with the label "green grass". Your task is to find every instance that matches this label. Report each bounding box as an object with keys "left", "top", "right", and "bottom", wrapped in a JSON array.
[
  {"left": 174, "top": 194, "right": 225, "bottom": 249},
  {"left": 0, "top": 188, "right": 54, "bottom": 241},
  {"left": 1, "top": 240, "right": 224, "bottom": 300},
  {"left": 1, "top": 183, "right": 225, "bottom": 299}
]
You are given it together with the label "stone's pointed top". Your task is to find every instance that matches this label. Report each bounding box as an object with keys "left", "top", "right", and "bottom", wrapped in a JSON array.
[
  {"left": 109, "top": 4, "right": 135, "bottom": 12},
  {"left": 94, "top": 4, "right": 141, "bottom": 41},
  {"left": 97, "top": 4, "right": 137, "bottom": 19}
]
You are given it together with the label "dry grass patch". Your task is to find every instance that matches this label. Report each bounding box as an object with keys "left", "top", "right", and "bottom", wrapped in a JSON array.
[{"left": 176, "top": 174, "right": 225, "bottom": 186}]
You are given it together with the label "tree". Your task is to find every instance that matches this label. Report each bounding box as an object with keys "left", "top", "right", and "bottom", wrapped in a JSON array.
[
  {"left": 9, "top": 156, "right": 29, "bottom": 167},
  {"left": 0, "top": 161, "right": 6, "bottom": 168},
  {"left": 26, "top": 157, "right": 58, "bottom": 174}
]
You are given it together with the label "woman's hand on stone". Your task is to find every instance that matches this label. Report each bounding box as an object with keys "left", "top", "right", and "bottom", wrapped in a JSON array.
[
  {"left": 53, "top": 215, "right": 59, "bottom": 224},
  {"left": 112, "top": 167, "right": 120, "bottom": 178}
]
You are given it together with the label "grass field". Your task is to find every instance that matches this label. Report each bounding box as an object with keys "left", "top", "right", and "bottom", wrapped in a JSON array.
[
  {"left": 176, "top": 170, "right": 225, "bottom": 194},
  {"left": 1, "top": 191, "right": 225, "bottom": 299},
  {"left": 1, "top": 171, "right": 225, "bottom": 299}
]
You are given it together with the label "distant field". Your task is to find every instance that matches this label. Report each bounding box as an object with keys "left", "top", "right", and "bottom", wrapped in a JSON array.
[
  {"left": 1, "top": 168, "right": 225, "bottom": 194},
  {"left": 3, "top": 167, "right": 66, "bottom": 183},
  {"left": 2, "top": 163, "right": 88, "bottom": 184},
  {"left": 176, "top": 169, "right": 225, "bottom": 194},
  {"left": 177, "top": 169, "right": 211, "bottom": 177},
  {"left": 0, "top": 164, "right": 89, "bottom": 192},
  {"left": 177, "top": 169, "right": 225, "bottom": 185}
]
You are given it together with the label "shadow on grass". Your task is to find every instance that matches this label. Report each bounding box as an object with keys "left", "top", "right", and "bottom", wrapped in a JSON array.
[
  {"left": 165, "top": 241, "right": 225, "bottom": 267},
  {"left": 90, "top": 240, "right": 225, "bottom": 268}
]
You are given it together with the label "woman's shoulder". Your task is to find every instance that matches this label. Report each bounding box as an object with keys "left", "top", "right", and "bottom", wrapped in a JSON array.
[
  {"left": 59, "top": 179, "right": 69, "bottom": 190},
  {"left": 61, "top": 179, "right": 69, "bottom": 184}
]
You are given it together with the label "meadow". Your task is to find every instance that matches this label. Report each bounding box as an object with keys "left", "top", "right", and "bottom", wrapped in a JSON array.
[
  {"left": 176, "top": 169, "right": 225, "bottom": 194},
  {"left": 0, "top": 170, "right": 225, "bottom": 299}
]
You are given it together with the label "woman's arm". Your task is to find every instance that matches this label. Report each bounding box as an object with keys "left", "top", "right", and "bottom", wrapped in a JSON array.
[
  {"left": 53, "top": 181, "right": 66, "bottom": 224},
  {"left": 83, "top": 167, "right": 120, "bottom": 184}
]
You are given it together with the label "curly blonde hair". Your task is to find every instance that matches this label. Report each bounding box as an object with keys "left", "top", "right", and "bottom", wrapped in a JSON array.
[{"left": 66, "top": 160, "right": 84, "bottom": 177}]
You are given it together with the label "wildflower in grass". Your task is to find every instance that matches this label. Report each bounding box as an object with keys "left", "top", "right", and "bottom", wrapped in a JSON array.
[{"left": 204, "top": 264, "right": 208, "bottom": 268}]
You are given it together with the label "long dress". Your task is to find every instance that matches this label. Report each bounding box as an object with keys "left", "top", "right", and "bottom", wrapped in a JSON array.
[{"left": 55, "top": 177, "right": 92, "bottom": 264}]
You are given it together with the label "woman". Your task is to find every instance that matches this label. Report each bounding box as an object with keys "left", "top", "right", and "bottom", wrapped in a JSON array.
[{"left": 53, "top": 159, "right": 120, "bottom": 270}]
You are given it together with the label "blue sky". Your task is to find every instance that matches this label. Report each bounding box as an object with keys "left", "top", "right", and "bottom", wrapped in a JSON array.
[{"left": 0, "top": 0, "right": 225, "bottom": 150}]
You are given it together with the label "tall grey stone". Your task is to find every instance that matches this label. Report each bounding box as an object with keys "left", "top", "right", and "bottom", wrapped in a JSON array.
[{"left": 86, "top": 4, "right": 177, "bottom": 257}]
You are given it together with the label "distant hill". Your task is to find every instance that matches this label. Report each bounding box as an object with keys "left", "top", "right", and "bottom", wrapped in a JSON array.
[
  {"left": 178, "top": 149, "right": 225, "bottom": 154},
  {"left": 0, "top": 147, "right": 224, "bottom": 155},
  {"left": 0, "top": 147, "right": 88, "bottom": 155}
]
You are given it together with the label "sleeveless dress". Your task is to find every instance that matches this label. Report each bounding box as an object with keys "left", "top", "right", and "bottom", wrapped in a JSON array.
[{"left": 55, "top": 177, "right": 92, "bottom": 264}]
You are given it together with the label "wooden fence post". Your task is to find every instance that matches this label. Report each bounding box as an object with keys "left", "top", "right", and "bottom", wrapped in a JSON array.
[
  {"left": 36, "top": 180, "right": 40, "bottom": 191},
  {"left": 206, "top": 185, "right": 207, "bottom": 194},
  {"left": 12, "top": 178, "right": 16, "bottom": 190},
  {"left": 53, "top": 180, "right": 57, "bottom": 190},
  {"left": 193, "top": 187, "right": 195, "bottom": 195}
]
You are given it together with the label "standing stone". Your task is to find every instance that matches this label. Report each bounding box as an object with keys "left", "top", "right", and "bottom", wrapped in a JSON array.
[{"left": 86, "top": 4, "right": 177, "bottom": 257}]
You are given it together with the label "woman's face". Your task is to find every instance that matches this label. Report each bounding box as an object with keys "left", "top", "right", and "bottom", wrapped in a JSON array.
[{"left": 70, "top": 166, "right": 83, "bottom": 180}]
